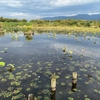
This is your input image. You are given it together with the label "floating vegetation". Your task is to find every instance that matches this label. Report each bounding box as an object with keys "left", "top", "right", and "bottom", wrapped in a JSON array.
[
  {"left": 26, "top": 88, "right": 31, "bottom": 91},
  {"left": 7, "top": 63, "right": 15, "bottom": 72},
  {"left": 68, "top": 90, "right": 73, "bottom": 94},
  {"left": 42, "top": 89, "right": 51, "bottom": 95},
  {"left": 61, "top": 82, "right": 65, "bottom": 86},
  {"left": 0, "top": 61, "right": 5, "bottom": 67},
  {"left": 65, "top": 75, "right": 70, "bottom": 79},
  {"left": 11, "top": 93, "right": 25, "bottom": 100},
  {"left": 8, "top": 87, "right": 13, "bottom": 91},
  {"left": 8, "top": 73, "right": 15, "bottom": 80},
  {"left": 94, "top": 89, "right": 100, "bottom": 94},
  {"left": 80, "top": 68, "right": 87, "bottom": 72},
  {"left": 37, "top": 61, "right": 41, "bottom": 65},
  {"left": 44, "top": 96, "right": 50, "bottom": 100},
  {"left": 10, "top": 81, "right": 21, "bottom": 86},
  {"left": 47, "top": 63, "right": 52, "bottom": 67},
  {"left": 51, "top": 73, "right": 59, "bottom": 79},
  {"left": 13, "top": 87, "right": 22, "bottom": 94},
  {"left": 68, "top": 97, "right": 74, "bottom": 100},
  {"left": 59, "top": 91, "right": 63, "bottom": 94},
  {"left": 62, "top": 47, "right": 67, "bottom": 54},
  {"left": 69, "top": 50, "right": 73, "bottom": 55},
  {"left": 94, "top": 41, "right": 96, "bottom": 44},
  {"left": 0, "top": 91, "right": 12, "bottom": 98},
  {"left": 1, "top": 78, "right": 7, "bottom": 82},
  {"left": 30, "top": 82, "right": 39, "bottom": 88}
]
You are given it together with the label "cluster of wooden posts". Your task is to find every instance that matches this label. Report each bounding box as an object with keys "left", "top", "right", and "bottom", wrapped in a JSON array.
[{"left": 28, "top": 72, "right": 77, "bottom": 100}]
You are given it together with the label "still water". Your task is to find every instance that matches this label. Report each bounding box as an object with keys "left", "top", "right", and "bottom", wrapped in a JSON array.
[{"left": 0, "top": 32, "right": 100, "bottom": 100}]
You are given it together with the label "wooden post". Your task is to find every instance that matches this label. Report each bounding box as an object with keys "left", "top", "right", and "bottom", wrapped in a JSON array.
[
  {"left": 72, "top": 72, "right": 77, "bottom": 80},
  {"left": 71, "top": 72, "right": 77, "bottom": 92},
  {"left": 51, "top": 78, "right": 56, "bottom": 91},
  {"left": 28, "top": 94, "right": 34, "bottom": 100}
]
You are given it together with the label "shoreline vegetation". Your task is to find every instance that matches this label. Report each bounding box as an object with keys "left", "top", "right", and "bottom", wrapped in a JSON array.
[
  {"left": 30, "top": 26, "right": 100, "bottom": 33},
  {"left": 0, "top": 17, "right": 100, "bottom": 33}
]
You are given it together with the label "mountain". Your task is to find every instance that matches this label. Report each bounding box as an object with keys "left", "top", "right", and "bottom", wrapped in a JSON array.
[{"left": 41, "top": 14, "right": 100, "bottom": 20}]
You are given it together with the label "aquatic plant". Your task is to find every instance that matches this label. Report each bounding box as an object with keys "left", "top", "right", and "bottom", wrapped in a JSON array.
[
  {"left": 62, "top": 47, "right": 67, "bottom": 53},
  {"left": 7, "top": 64, "right": 14, "bottom": 69},
  {"left": 69, "top": 50, "right": 73, "bottom": 55},
  {"left": 94, "top": 41, "right": 96, "bottom": 44},
  {"left": 0, "top": 61, "right": 5, "bottom": 67},
  {"left": 61, "top": 82, "right": 65, "bottom": 86},
  {"left": 51, "top": 73, "right": 59, "bottom": 79},
  {"left": 81, "top": 49, "right": 85, "bottom": 56},
  {"left": 7, "top": 64, "right": 15, "bottom": 71},
  {"left": 11, "top": 93, "right": 25, "bottom": 100},
  {"left": 68, "top": 97, "right": 74, "bottom": 100}
]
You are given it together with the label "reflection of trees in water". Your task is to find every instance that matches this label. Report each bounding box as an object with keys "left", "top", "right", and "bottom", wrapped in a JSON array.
[
  {"left": 25, "top": 35, "right": 33, "bottom": 41},
  {"left": 24, "top": 31, "right": 34, "bottom": 41},
  {"left": 0, "top": 28, "right": 4, "bottom": 37},
  {"left": 0, "top": 33, "right": 4, "bottom": 37}
]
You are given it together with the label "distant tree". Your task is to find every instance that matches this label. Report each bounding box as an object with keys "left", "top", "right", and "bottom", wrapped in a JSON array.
[
  {"left": 21, "top": 19, "right": 27, "bottom": 22},
  {"left": 0, "top": 17, "right": 4, "bottom": 22}
]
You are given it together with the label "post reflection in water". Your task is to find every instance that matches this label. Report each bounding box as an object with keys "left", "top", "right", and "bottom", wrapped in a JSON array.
[
  {"left": 51, "top": 90, "right": 56, "bottom": 100},
  {"left": 71, "top": 79, "right": 77, "bottom": 92},
  {"left": 71, "top": 72, "right": 77, "bottom": 92}
]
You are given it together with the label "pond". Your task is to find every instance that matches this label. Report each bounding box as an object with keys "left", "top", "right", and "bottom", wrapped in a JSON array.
[{"left": 0, "top": 31, "right": 100, "bottom": 100}]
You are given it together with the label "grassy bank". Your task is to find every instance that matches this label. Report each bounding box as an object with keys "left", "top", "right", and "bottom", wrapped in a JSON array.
[
  {"left": 0, "top": 21, "right": 100, "bottom": 34},
  {"left": 31, "top": 26, "right": 100, "bottom": 33}
]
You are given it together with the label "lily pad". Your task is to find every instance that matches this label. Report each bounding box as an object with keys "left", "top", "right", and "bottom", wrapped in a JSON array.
[{"left": 0, "top": 61, "right": 5, "bottom": 67}]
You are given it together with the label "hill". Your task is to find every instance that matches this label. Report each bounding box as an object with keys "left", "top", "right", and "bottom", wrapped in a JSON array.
[{"left": 41, "top": 14, "right": 100, "bottom": 20}]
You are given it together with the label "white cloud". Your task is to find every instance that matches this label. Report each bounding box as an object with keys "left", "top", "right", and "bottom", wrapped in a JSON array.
[
  {"left": 50, "top": 40, "right": 100, "bottom": 58},
  {"left": 9, "top": 12, "right": 29, "bottom": 17},
  {"left": 0, "top": 0, "right": 100, "bottom": 19},
  {"left": 0, "top": 0, "right": 22, "bottom": 7},
  {"left": 50, "top": 0, "right": 99, "bottom": 6},
  {"left": 8, "top": 12, "right": 41, "bottom": 19},
  {"left": 88, "top": 12, "right": 100, "bottom": 15}
]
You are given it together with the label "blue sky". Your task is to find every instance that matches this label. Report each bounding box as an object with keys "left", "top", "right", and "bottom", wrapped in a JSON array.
[{"left": 0, "top": 0, "right": 100, "bottom": 20}]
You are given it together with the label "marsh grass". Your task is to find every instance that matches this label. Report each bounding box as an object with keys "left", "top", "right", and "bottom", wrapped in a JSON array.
[
  {"left": 29, "top": 26, "right": 100, "bottom": 34},
  {"left": 1, "top": 21, "right": 100, "bottom": 34}
]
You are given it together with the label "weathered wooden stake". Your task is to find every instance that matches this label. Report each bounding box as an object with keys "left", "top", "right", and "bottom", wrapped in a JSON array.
[
  {"left": 51, "top": 78, "right": 56, "bottom": 91},
  {"left": 72, "top": 72, "right": 77, "bottom": 80},
  {"left": 71, "top": 72, "right": 77, "bottom": 92},
  {"left": 28, "top": 94, "right": 34, "bottom": 100}
]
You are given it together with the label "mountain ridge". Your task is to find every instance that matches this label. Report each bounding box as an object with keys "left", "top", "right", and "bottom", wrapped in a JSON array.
[{"left": 41, "top": 14, "right": 100, "bottom": 20}]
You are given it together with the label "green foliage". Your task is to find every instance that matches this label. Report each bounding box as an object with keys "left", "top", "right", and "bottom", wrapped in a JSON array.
[
  {"left": 51, "top": 73, "right": 59, "bottom": 79},
  {"left": 7, "top": 64, "right": 15, "bottom": 71},
  {"left": 0, "top": 16, "right": 100, "bottom": 34},
  {"left": 0, "top": 61, "right": 5, "bottom": 67},
  {"left": 0, "top": 16, "right": 100, "bottom": 28}
]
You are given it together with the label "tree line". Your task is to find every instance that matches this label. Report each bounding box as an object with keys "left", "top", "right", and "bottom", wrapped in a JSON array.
[
  {"left": 0, "top": 16, "right": 100, "bottom": 28},
  {"left": 0, "top": 17, "right": 27, "bottom": 22}
]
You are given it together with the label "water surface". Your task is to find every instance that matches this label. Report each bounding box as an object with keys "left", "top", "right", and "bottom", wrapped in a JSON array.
[{"left": 0, "top": 32, "right": 100, "bottom": 100}]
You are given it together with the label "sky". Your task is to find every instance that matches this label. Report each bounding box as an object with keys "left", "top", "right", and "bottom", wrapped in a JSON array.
[{"left": 0, "top": 0, "right": 100, "bottom": 20}]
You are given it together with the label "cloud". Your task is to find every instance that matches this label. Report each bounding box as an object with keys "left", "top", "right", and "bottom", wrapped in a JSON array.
[
  {"left": 1, "top": 12, "right": 41, "bottom": 20},
  {"left": 0, "top": 0, "right": 22, "bottom": 7},
  {"left": 50, "top": 0, "right": 100, "bottom": 6},
  {"left": 49, "top": 36, "right": 100, "bottom": 58},
  {"left": 0, "top": 0, "right": 100, "bottom": 19}
]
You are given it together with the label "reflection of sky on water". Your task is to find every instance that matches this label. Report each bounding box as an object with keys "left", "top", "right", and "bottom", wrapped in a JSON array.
[{"left": 0, "top": 33, "right": 100, "bottom": 58}]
